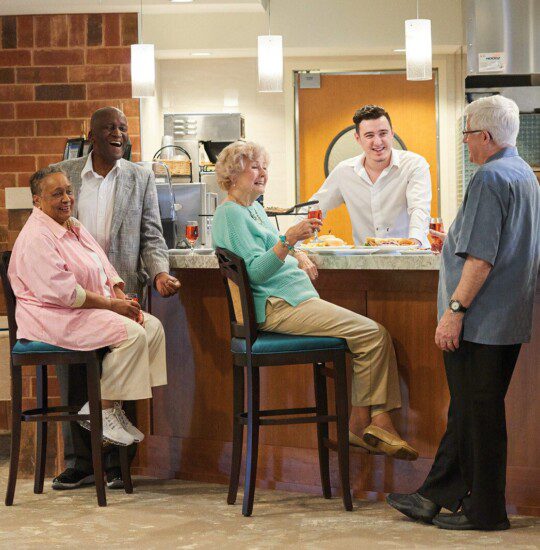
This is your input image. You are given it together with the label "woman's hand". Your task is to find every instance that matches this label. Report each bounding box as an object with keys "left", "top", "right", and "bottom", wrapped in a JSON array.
[
  {"left": 113, "top": 285, "right": 126, "bottom": 300},
  {"left": 295, "top": 251, "right": 318, "bottom": 281},
  {"left": 285, "top": 219, "right": 322, "bottom": 245},
  {"left": 429, "top": 229, "right": 447, "bottom": 242},
  {"left": 110, "top": 297, "right": 141, "bottom": 322}
]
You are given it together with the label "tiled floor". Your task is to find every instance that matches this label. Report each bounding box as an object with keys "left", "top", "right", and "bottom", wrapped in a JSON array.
[{"left": 0, "top": 454, "right": 538, "bottom": 549}]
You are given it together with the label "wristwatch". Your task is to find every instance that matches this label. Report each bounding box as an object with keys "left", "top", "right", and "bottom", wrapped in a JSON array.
[{"left": 449, "top": 299, "right": 467, "bottom": 314}]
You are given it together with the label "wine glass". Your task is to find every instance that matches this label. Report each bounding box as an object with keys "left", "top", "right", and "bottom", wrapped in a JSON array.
[
  {"left": 307, "top": 206, "right": 323, "bottom": 242},
  {"left": 124, "top": 292, "right": 143, "bottom": 323},
  {"left": 185, "top": 221, "right": 199, "bottom": 254},
  {"left": 428, "top": 217, "right": 444, "bottom": 253}
]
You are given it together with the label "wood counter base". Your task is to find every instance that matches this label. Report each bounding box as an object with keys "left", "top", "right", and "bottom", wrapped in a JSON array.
[{"left": 135, "top": 268, "right": 540, "bottom": 517}]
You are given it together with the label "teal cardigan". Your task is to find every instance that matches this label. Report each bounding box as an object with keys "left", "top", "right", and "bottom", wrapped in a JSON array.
[{"left": 212, "top": 201, "right": 318, "bottom": 323}]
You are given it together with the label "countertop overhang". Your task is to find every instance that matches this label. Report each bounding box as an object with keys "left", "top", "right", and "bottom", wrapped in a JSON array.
[{"left": 169, "top": 252, "right": 441, "bottom": 270}]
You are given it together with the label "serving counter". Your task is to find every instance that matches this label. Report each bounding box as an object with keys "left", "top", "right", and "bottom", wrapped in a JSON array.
[{"left": 134, "top": 253, "right": 539, "bottom": 516}]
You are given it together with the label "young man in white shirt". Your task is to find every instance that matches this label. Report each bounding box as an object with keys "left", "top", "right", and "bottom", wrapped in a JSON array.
[{"left": 307, "top": 105, "right": 432, "bottom": 246}]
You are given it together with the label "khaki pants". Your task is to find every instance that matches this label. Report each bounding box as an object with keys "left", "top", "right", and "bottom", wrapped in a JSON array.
[
  {"left": 260, "top": 297, "right": 401, "bottom": 414},
  {"left": 100, "top": 312, "right": 167, "bottom": 401}
]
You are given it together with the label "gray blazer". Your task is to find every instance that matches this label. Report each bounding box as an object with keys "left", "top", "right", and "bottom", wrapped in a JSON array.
[{"left": 51, "top": 156, "right": 170, "bottom": 294}]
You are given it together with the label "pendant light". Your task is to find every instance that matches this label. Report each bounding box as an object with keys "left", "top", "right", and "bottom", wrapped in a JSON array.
[
  {"left": 257, "top": 0, "right": 283, "bottom": 93},
  {"left": 405, "top": 0, "right": 432, "bottom": 81},
  {"left": 131, "top": 0, "right": 156, "bottom": 97}
]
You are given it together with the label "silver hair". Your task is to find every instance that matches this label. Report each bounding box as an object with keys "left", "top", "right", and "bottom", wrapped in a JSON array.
[
  {"left": 29, "top": 166, "right": 67, "bottom": 196},
  {"left": 215, "top": 141, "right": 270, "bottom": 191},
  {"left": 464, "top": 95, "right": 520, "bottom": 147}
]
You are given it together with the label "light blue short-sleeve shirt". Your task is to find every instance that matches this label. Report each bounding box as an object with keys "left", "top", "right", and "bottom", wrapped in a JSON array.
[{"left": 438, "top": 147, "right": 540, "bottom": 345}]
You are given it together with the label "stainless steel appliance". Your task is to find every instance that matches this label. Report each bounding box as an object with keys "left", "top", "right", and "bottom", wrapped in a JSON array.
[
  {"left": 163, "top": 112, "right": 245, "bottom": 201},
  {"left": 171, "top": 183, "right": 218, "bottom": 248},
  {"left": 137, "top": 161, "right": 180, "bottom": 249},
  {"left": 464, "top": 0, "right": 540, "bottom": 112}
]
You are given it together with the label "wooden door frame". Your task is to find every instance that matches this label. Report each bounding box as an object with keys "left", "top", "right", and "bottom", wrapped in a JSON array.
[{"left": 293, "top": 69, "right": 441, "bottom": 213}]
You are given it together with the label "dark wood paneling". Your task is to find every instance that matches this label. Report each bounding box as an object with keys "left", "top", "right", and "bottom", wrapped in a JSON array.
[{"left": 138, "top": 268, "right": 540, "bottom": 516}]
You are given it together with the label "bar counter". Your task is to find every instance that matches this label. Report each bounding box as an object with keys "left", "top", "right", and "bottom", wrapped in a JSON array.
[{"left": 135, "top": 252, "right": 540, "bottom": 516}]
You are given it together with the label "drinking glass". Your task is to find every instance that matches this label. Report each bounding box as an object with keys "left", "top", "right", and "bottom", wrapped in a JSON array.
[
  {"left": 125, "top": 292, "right": 143, "bottom": 323},
  {"left": 428, "top": 217, "right": 444, "bottom": 253},
  {"left": 307, "top": 206, "right": 323, "bottom": 242},
  {"left": 186, "top": 221, "right": 199, "bottom": 254}
]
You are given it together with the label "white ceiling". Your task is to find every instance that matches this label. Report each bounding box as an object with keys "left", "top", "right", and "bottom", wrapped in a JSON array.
[{"left": 0, "top": 0, "right": 266, "bottom": 16}]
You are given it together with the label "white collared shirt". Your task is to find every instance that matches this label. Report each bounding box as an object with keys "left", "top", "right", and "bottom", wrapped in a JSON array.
[
  {"left": 307, "top": 149, "right": 432, "bottom": 246},
  {"left": 77, "top": 153, "right": 120, "bottom": 252}
]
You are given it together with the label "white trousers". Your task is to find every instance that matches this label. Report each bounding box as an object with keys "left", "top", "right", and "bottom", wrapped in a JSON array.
[{"left": 100, "top": 312, "right": 167, "bottom": 401}]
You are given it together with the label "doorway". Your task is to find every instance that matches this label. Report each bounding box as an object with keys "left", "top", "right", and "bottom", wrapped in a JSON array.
[{"left": 295, "top": 71, "right": 439, "bottom": 242}]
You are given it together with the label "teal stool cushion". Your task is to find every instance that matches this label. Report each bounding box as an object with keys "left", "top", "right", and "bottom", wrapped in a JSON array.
[
  {"left": 231, "top": 331, "right": 347, "bottom": 355},
  {"left": 13, "top": 339, "right": 73, "bottom": 354}
]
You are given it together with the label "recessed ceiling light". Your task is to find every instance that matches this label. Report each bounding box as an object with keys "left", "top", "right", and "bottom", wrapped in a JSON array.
[
  {"left": 393, "top": 49, "right": 406, "bottom": 52},
  {"left": 170, "top": 0, "right": 194, "bottom": 3},
  {"left": 191, "top": 52, "right": 212, "bottom": 56}
]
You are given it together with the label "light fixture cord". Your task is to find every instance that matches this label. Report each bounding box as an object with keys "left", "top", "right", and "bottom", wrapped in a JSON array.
[
  {"left": 416, "top": 0, "right": 419, "bottom": 19},
  {"left": 268, "top": 0, "right": 271, "bottom": 35},
  {"left": 140, "top": 0, "right": 144, "bottom": 43}
]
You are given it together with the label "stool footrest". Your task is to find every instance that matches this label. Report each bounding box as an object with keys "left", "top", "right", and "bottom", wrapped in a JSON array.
[
  {"left": 238, "top": 408, "right": 337, "bottom": 426},
  {"left": 22, "top": 405, "right": 85, "bottom": 423}
]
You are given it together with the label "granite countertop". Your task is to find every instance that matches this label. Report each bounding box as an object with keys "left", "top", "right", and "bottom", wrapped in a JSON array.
[{"left": 169, "top": 251, "right": 441, "bottom": 270}]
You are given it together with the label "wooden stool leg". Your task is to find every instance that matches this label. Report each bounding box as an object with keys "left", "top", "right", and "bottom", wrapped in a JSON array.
[
  {"left": 86, "top": 357, "right": 106, "bottom": 507},
  {"left": 334, "top": 354, "right": 353, "bottom": 511},
  {"left": 34, "top": 364, "right": 48, "bottom": 494},
  {"left": 5, "top": 363, "right": 22, "bottom": 506},
  {"left": 119, "top": 446, "right": 133, "bottom": 494},
  {"left": 227, "top": 364, "right": 244, "bottom": 505},
  {"left": 313, "top": 362, "right": 331, "bottom": 499},
  {"left": 242, "top": 365, "right": 260, "bottom": 517}
]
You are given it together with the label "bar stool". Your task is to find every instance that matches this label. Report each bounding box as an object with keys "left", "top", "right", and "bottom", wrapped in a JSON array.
[
  {"left": 216, "top": 247, "right": 352, "bottom": 517},
  {"left": 0, "top": 251, "right": 133, "bottom": 507}
]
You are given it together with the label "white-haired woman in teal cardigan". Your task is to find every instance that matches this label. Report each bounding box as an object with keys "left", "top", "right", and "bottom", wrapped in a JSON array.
[{"left": 212, "top": 141, "right": 417, "bottom": 461}]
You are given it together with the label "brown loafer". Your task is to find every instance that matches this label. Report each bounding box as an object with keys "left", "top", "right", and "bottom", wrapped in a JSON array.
[
  {"left": 349, "top": 430, "right": 381, "bottom": 453},
  {"left": 362, "top": 425, "right": 419, "bottom": 461}
]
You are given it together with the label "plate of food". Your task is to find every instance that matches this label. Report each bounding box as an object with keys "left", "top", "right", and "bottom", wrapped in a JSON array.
[
  {"left": 300, "top": 234, "right": 354, "bottom": 253},
  {"left": 363, "top": 237, "right": 420, "bottom": 253},
  {"left": 333, "top": 247, "right": 380, "bottom": 255}
]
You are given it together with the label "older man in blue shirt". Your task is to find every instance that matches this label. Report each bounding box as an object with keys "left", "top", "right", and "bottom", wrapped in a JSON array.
[{"left": 386, "top": 95, "right": 540, "bottom": 531}]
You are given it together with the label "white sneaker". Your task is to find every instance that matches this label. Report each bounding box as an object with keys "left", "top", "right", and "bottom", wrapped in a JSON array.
[
  {"left": 113, "top": 402, "right": 145, "bottom": 443},
  {"left": 77, "top": 402, "right": 135, "bottom": 446}
]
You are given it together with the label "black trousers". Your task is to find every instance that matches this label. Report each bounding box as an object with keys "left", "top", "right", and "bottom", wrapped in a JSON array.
[
  {"left": 418, "top": 340, "right": 521, "bottom": 529},
  {"left": 56, "top": 364, "right": 137, "bottom": 474}
]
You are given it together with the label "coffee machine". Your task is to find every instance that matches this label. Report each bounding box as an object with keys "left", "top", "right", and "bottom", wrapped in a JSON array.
[{"left": 161, "top": 113, "right": 245, "bottom": 247}]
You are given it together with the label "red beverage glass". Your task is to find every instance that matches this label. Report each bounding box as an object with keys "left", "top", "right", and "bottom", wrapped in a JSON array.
[
  {"left": 307, "top": 207, "right": 323, "bottom": 241},
  {"left": 307, "top": 209, "right": 323, "bottom": 221},
  {"left": 186, "top": 221, "right": 199, "bottom": 253},
  {"left": 125, "top": 292, "right": 143, "bottom": 323},
  {"left": 428, "top": 217, "right": 444, "bottom": 253}
]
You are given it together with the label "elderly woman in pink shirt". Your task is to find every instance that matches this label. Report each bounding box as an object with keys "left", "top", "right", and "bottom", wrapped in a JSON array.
[{"left": 8, "top": 166, "right": 167, "bottom": 446}]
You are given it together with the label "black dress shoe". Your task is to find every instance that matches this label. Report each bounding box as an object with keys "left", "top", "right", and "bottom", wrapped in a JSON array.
[
  {"left": 386, "top": 492, "right": 441, "bottom": 523},
  {"left": 433, "top": 512, "right": 510, "bottom": 531},
  {"left": 52, "top": 468, "right": 95, "bottom": 490},
  {"left": 106, "top": 467, "right": 125, "bottom": 489}
]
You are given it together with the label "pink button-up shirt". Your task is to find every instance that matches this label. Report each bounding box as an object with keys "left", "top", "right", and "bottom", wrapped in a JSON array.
[{"left": 9, "top": 208, "right": 128, "bottom": 351}]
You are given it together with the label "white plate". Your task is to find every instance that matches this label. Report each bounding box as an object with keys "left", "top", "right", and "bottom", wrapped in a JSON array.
[
  {"left": 194, "top": 248, "right": 214, "bottom": 255},
  {"left": 373, "top": 244, "right": 420, "bottom": 253},
  {"left": 400, "top": 249, "right": 433, "bottom": 255},
  {"left": 299, "top": 245, "right": 354, "bottom": 253},
  {"left": 333, "top": 247, "right": 380, "bottom": 255},
  {"left": 169, "top": 249, "right": 191, "bottom": 255}
]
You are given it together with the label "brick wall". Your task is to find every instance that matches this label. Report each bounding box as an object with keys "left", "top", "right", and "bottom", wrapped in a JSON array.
[{"left": 0, "top": 12, "right": 142, "bottom": 476}]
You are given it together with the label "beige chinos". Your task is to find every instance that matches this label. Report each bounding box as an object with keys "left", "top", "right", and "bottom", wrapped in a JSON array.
[
  {"left": 260, "top": 297, "right": 401, "bottom": 415},
  {"left": 100, "top": 312, "right": 167, "bottom": 401}
]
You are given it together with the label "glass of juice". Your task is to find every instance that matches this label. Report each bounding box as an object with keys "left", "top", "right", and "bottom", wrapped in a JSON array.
[
  {"left": 428, "top": 217, "right": 444, "bottom": 253},
  {"left": 307, "top": 206, "right": 323, "bottom": 242},
  {"left": 186, "top": 221, "right": 199, "bottom": 254},
  {"left": 125, "top": 293, "right": 143, "bottom": 323}
]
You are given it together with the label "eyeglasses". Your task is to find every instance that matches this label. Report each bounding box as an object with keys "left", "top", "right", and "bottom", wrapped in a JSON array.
[{"left": 462, "top": 129, "right": 493, "bottom": 139}]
